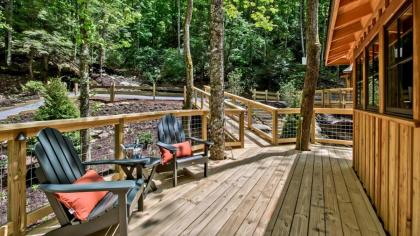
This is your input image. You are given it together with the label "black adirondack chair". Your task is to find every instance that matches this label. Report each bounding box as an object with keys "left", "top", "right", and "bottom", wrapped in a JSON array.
[
  {"left": 33, "top": 128, "right": 147, "bottom": 236},
  {"left": 156, "top": 114, "right": 213, "bottom": 187}
]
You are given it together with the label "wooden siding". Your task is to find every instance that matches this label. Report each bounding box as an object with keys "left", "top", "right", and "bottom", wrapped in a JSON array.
[{"left": 353, "top": 110, "right": 418, "bottom": 235}]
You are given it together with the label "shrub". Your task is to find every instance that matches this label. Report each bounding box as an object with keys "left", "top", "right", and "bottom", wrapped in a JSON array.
[
  {"left": 137, "top": 131, "right": 153, "bottom": 145},
  {"left": 35, "top": 78, "right": 79, "bottom": 121},
  {"left": 22, "top": 81, "right": 45, "bottom": 95},
  {"left": 227, "top": 68, "right": 245, "bottom": 95},
  {"left": 279, "top": 81, "right": 302, "bottom": 108}
]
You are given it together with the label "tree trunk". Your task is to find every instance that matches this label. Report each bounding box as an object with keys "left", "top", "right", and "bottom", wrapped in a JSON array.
[
  {"left": 300, "top": 0, "right": 306, "bottom": 57},
  {"left": 99, "top": 45, "right": 105, "bottom": 78},
  {"left": 79, "top": 1, "right": 91, "bottom": 161},
  {"left": 183, "top": 0, "right": 194, "bottom": 109},
  {"left": 209, "top": 0, "right": 225, "bottom": 160},
  {"left": 177, "top": 0, "right": 182, "bottom": 54},
  {"left": 296, "top": 0, "right": 321, "bottom": 151},
  {"left": 4, "top": 0, "right": 13, "bottom": 66},
  {"left": 42, "top": 54, "right": 49, "bottom": 81},
  {"left": 28, "top": 47, "right": 34, "bottom": 80}
]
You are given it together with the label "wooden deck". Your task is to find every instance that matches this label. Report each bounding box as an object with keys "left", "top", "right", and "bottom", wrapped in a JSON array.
[{"left": 124, "top": 145, "right": 384, "bottom": 236}]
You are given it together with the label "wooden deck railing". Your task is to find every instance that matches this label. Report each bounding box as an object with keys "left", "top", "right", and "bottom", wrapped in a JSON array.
[
  {"left": 251, "top": 87, "right": 353, "bottom": 108},
  {"left": 0, "top": 109, "right": 238, "bottom": 235},
  {"left": 203, "top": 85, "right": 353, "bottom": 146},
  {"left": 91, "top": 83, "right": 184, "bottom": 102}
]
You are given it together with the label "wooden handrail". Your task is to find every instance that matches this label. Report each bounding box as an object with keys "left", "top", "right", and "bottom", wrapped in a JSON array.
[{"left": 0, "top": 109, "right": 207, "bottom": 141}]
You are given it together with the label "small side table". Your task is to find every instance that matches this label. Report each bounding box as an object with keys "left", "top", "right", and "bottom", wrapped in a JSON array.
[{"left": 121, "top": 143, "right": 161, "bottom": 196}]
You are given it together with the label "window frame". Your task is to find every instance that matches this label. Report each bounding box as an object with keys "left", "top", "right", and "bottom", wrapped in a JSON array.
[
  {"left": 384, "top": 3, "right": 413, "bottom": 118},
  {"left": 355, "top": 52, "right": 364, "bottom": 110},
  {"left": 365, "top": 36, "right": 380, "bottom": 111}
]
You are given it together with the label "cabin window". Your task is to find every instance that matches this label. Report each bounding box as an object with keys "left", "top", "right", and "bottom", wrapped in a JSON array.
[
  {"left": 385, "top": 4, "right": 413, "bottom": 117},
  {"left": 355, "top": 54, "right": 364, "bottom": 109},
  {"left": 366, "top": 37, "right": 379, "bottom": 110}
]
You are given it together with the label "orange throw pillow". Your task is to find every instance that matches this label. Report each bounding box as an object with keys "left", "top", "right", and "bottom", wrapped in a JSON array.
[
  {"left": 55, "top": 170, "right": 108, "bottom": 221},
  {"left": 160, "top": 141, "right": 193, "bottom": 164}
]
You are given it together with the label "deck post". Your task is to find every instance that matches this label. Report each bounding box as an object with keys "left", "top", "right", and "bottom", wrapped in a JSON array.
[
  {"left": 110, "top": 82, "right": 116, "bottom": 103},
  {"left": 200, "top": 93, "right": 204, "bottom": 109},
  {"left": 239, "top": 110, "right": 245, "bottom": 148},
  {"left": 252, "top": 89, "right": 256, "bottom": 100},
  {"left": 114, "top": 120, "right": 124, "bottom": 179},
  {"left": 276, "top": 91, "right": 280, "bottom": 101},
  {"left": 265, "top": 90, "right": 268, "bottom": 102},
  {"left": 247, "top": 104, "right": 253, "bottom": 129},
  {"left": 7, "top": 139, "right": 27, "bottom": 236},
  {"left": 322, "top": 89, "right": 325, "bottom": 107},
  {"left": 153, "top": 83, "right": 156, "bottom": 100},
  {"left": 272, "top": 110, "right": 278, "bottom": 144},
  {"left": 201, "top": 112, "right": 208, "bottom": 142}
]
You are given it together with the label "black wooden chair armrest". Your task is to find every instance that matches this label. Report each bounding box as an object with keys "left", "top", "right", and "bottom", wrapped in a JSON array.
[
  {"left": 186, "top": 137, "right": 214, "bottom": 146},
  {"left": 156, "top": 141, "right": 177, "bottom": 153},
  {"left": 40, "top": 180, "right": 137, "bottom": 193},
  {"left": 83, "top": 159, "right": 150, "bottom": 167}
]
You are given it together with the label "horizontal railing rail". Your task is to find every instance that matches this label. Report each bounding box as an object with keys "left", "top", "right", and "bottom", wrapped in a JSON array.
[{"left": 91, "top": 83, "right": 184, "bottom": 102}]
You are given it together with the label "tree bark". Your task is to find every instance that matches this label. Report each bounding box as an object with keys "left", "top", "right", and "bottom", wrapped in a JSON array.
[
  {"left": 79, "top": 1, "right": 91, "bottom": 161},
  {"left": 177, "top": 0, "right": 182, "bottom": 54},
  {"left": 28, "top": 47, "right": 34, "bottom": 80},
  {"left": 296, "top": 0, "right": 321, "bottom": 151},
  {"left": 300, "top": 0, "right": 306, "bottom": 58},
  {"left": 4, "top": 0, "right": 13, "bottom": 66},
  {"left": 42, "top": 53, "right": 49, "bottom": 81},
  {"left": 183, "top": 0, "right": 194, "bottom": 110},
  {"left": 209, "top": 0, "right": 225, "bottom": 160},
  {"left": 99, "top": 45, "right": 105, "bottom": 78}
]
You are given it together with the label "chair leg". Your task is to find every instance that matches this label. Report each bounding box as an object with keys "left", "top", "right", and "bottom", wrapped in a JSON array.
[
  {"left": 204, "top": 162, "right": 208, "bottom": 177},
  {"left": 117, "top": 192, "right": 128, "bottom": 236},
  {"left": 173, "top": 164, "right": 177, "bottom": 187},
  {"left": 138, "top": 193, "right": 144, "bottom": 211}
]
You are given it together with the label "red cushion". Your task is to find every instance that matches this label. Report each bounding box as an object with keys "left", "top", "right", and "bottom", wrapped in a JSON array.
[
  {"left": 55, "top": 170, "right": 108, "bottom": 221},
  {"left": 160, "top": 141, "right": 193, "bottom": 164}
]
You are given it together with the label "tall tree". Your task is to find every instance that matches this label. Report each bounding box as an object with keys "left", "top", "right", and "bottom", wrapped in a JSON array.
[
  {"left": 177, "top": 0, "right": 181, "bottom": 54},
  {"left": 4, "top": 0, "right": 13, "bottom": 66},
  {"left": 79, "top": 0, "right": 91, "bottom": 160},
  {"left": 296, "top": 0, "right": 321, "bottom": 151},
  {"left": 209, "top": 0, "right": 225, "bottom": 160},
  {"left": 183, "top": 0, "right": 194, "bottom": 109}
]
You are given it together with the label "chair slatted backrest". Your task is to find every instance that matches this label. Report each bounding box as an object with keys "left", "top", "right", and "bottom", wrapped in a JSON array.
[
  {"left": 34, "top": 128, "right": 85, "bottom": 184},
  {"left": 157, "top": 114, "right": 186, "bottom": 144}
]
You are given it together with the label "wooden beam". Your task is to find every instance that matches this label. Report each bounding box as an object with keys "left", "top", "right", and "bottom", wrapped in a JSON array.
[
  {"left": 328, "top": 57, "right": 350, "bottom": 65},
  {"left": 330, "top": 42, "right": 352, "bottom": 51},
  {"left": 330, "top": 34, "right": 356, "bottom": 49},
  {"left": 330, "top": 45, "right": 351, "bottom": 54},
  {"left": 325, "top": 0, "right": 341, "bottom": 65},
  {"left": 336, "top": 2, "right": 373, "bottom": 29},
  {"left": 332, "top": 21, "right": 363, "bottom": 41},
  {"left": 340, "top": 0, "right": 358, "bottom": 8}
]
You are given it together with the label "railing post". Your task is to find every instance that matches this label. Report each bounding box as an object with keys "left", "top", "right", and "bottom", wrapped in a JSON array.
[
  {"left": 322, "top": 89, "right": 325, "bottom": 107},
  {"left": 114, "top": 120, "right": 124, "bottom": 180},
  {"left": 276, "top": 91, "right": 280, "bottom": 102},
  {"left": 239, "top": 111, "right": 245, "bottom": 148},
  {"left": 153, "top": 83, "right": 156, "bottom": 100},
  {"left": 110, "top": 82, "right": 116, "bottom": 103},
  {"left": 183, "top": 86, "right": 187, "bottom": 102},
  {"left": 7, "top": 139, "right": 27, "bottom": 236},
  {"left": 200, "top": 93, "right": 204, "bottom": 109},
  {"left": 272, "top": 110, "right": 278, "bottom": 145},
  {"left": 252, "top": 89, "right": 256, "bottom": 100},
  {"left": 201, "top": 112, "right": 208, "bottom": 141},
  {"left": 247, "top": 104, "right": 253, "bottom": 129},
  {"left": 265, "top": 90, "right": 268, "bottom": 102}
]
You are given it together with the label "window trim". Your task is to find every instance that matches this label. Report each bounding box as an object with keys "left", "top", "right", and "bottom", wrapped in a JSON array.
[{"left": 384, "top": 2, "right": 413, "bottom": 118}]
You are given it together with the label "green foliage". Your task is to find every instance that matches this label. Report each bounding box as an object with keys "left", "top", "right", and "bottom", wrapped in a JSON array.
[
  {"left": 161, "top": 49, "right": 185, "bottom": 83},
  {"left": 137, "top": 131, "right": 153, "bottom": 145},
  {"left": 22, "top": 81, "right": 44, "bottom": 95},
  {"left": 227, "top": 68, "right": 245, "bottom": 95},
  {"left": 35, "top": 79, "right": 79, "bottom": 121},
  {"left": 279, "top": 80, "right": 302, "bottom": 108}
]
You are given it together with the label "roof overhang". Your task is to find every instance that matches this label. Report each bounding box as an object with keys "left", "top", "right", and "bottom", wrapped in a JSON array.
[{"left": 325, "top": 0, "right": 383, "bottom": 66}]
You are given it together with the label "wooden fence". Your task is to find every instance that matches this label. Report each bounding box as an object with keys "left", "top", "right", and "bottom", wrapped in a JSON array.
[
  {"left": 0, "top": 108, "right": 246, "bottom": 236},
  {"left": 91, "top": 83, "right": 184, "bottom": 102}
]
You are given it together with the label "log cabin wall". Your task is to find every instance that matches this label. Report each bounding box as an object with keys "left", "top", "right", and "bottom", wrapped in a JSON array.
[{"left": 326, "top": 0, "right": 420, "bottom": 235}]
